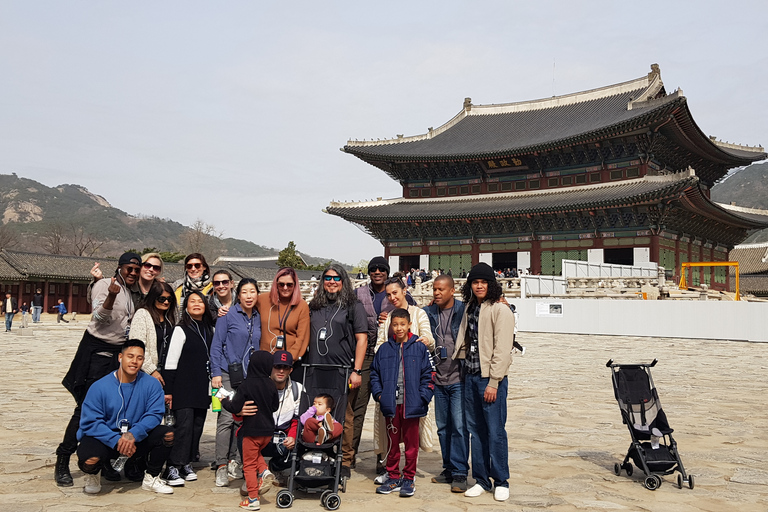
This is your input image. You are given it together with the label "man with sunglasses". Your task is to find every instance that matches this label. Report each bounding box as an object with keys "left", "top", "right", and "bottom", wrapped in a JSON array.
[{"left": 55, "top": 252, "right": 144, "bottom": 487}]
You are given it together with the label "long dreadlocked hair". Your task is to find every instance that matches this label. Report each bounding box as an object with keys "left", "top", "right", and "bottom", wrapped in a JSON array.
[{"left": 309, "top": 264, "right": 358, "bottom": 311}]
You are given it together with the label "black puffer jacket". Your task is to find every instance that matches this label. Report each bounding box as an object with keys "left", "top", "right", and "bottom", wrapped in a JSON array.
[{"left": 223, "top": 350, "right": 279, "bottom": 437}]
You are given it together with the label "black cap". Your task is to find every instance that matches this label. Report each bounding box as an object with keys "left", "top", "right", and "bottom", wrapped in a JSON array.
[
  {"left": 118, "top": 252, "right": 142, "bottom": 267},
  {"left": 273, "top": 350, "right": 293, "bottom": 367},
  {"left": 466, "top": 262, "right": 495, "bottom": 284},
  {"left": 368, "top": 256, "right": 390, "bottom": 274}
]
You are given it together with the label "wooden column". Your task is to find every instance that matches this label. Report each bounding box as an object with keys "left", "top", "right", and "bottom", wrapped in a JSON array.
[
  {"left": 67, "top": 282, "right": 73, "bottom": 316},
  {"left": 530, "top": 240, "right": 541, "bottom": 274},
  {"left": 43, "top": 281, "right": 50, "bottom": 312}
]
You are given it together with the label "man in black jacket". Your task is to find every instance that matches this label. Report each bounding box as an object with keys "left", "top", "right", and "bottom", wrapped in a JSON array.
[{"left": 2, "top": 291, "right": 18, "bottom": 332}]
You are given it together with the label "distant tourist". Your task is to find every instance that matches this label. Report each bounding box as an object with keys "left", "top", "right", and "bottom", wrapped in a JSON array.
[
  {"left": 32, "top": 288, "right": 44, "bottom": 323},
  {"left": 52, "top": 299, "right": 69, "bottom": 323},
  {"left": 56, "top": 252, "right": 143, "bottom": 487},
  {"left": 2, "top": 291, "right": 18, "bottom": 332},
  {"left": 21, "top": 301, "right": 29, "bottom": 328}
]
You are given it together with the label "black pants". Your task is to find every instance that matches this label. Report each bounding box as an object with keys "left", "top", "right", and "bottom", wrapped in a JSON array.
[
  {"left": 57, "top": 352, "right": 120, "bottom": 456},
  {"left": 169, "top": 408, "right": 207, "bottom": 467},
  {"left": 351, "top": 353, "right": 375, "bottom": 455},
  {"left": 77, "top": 426, "right": 173, "bottom": 477}
]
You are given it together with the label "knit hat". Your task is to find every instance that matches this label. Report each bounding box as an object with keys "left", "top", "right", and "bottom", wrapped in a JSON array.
[
  {"left": 118, "top": 252, "right": 142, "bottom": 267},
  {"left": 368, "top": 256, "right": 390, "bottom": 274},
  {"left": 466, "top": 262, "right": 495, "bottom": 284}
]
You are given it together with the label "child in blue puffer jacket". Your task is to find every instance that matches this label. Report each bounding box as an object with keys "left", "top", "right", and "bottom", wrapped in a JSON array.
[{"left": 370, "top": 308, "right": 435, "bottom": 498}]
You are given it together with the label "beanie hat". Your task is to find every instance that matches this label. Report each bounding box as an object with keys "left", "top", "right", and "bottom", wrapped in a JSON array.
[
  {"left": 466, "top": 262, "right": 495, "bottom": 284},
  {"left": 118, "top": 252, "right": 142, "bottom": 267},
  {"left": 368, "top": 256, "right": 390, "bottom": 274}
]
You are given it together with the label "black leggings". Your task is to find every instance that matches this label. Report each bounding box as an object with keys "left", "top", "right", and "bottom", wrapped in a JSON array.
[
  {"left": 169, "top": 408, "right": 207, "bottom": 466},
  {"left": 77, "top": 425, "right": 173, "bottom": 477}
]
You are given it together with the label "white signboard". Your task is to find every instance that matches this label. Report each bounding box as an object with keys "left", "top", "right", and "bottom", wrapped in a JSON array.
[{"left": 536, "top": 302, "right": 563, "bottom": 317}]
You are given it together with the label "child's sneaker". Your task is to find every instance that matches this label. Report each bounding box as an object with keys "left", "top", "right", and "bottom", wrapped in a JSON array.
[
  {"left": 316, "top": 425, "right": 327, "bottom": 445},
  {"left": 259, "top": 469, "right": 275, "bottom": 495},
  {"left": 375, "top": 477, "right": 402, "bottom": 494},
  {"left": 322, "top": 412, "right": 335, "bottom": 432},
  {"left": 399, "top": 479, "right": 415, "bottom": 497},
  {"left": 240, "top": 497, "right": 260, "bottom": 510}
]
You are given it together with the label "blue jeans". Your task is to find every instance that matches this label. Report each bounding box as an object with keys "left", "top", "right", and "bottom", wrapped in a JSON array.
[
  {"left": 434, "top": 382, "right": 469, "bottom": 477},
  {"left": 5, "top": 313, "right": 13, "bottom": 331},
  {"left": 32, "top": 306, "right": 42, "bottom": 323},
  {"left": 464, "top": 373, "right": 509, "bottom": 490}
]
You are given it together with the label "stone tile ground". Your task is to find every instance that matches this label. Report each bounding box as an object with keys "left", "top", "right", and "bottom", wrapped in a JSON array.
[{"left": 1, "top": 317, "right": 766, "bottom": 511}]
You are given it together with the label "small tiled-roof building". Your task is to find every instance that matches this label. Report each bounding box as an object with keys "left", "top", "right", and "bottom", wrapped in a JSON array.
[
  {"left": 730, "top": 242, "right": 768, "bottom": 297},
  {"left": 328, "top": 64, "right": 768, "bottom": 290}
]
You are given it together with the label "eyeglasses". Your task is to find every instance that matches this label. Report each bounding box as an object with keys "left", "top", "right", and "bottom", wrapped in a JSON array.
[
  {"left": 277, "top": 282, "right": 295, "bottom": 288},
  {"left": 142, "top": 262, "right": 161, "bottom": 272},
  {"left": 213, "top": 279, "right": 231, "bottom": 286},
  {"left": 186, "top": 263, "right": 203, "bottom": 270},
  {"left": 324, "top": 275, "right": 342, "bottom": 282},
  {"left": 156, "top": 296, "right": 171, "bottom": 304},
  {"left": 124, "top": 266, "right": 141, "bottom": 275},
  {"left": 369, "top": 266, "right": 388, "bottom": 273}
]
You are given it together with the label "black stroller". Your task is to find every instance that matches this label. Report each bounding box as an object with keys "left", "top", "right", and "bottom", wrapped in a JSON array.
[
  {"left": 276, "top": 364, "right": 350, "bottom": 510},
  {"left": 606, "top": 359, "right": 694, "bottom": 490}
]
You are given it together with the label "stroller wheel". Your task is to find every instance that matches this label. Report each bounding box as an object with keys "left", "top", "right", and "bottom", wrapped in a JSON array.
[
  {"left": 677, "top": 474, "right": 683, "bottom": 489},
  {"left": 276, "top": 489, "right": 294, "bottom": 508},
  {"left": 321, "top": 490, "right": 333, "bottom": 506},
  {"left": 613, "top": 463, "right": 621, "bottom": 476},
  {"left": 688, "top": 474, "right": 694, "bottom": 490},
  {"left": 325, "top": 493, "right": 341, "bottom": 511},
  {"left": 644, "top": 475, "right": 662, "bottom": 491},
  {"left": 623, "top": 464, "right": 633, "bottom": 477},
  {"left": 341, "top": 475, "right": 347, "bottom": 493}
]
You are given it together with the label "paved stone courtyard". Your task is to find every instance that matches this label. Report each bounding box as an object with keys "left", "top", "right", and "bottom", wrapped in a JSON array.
[{"left": 1, "top": 315, "right": 767, "bottom": 511}]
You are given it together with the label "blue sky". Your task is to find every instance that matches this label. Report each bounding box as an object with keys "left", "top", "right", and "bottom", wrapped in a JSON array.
[{"left": 1, "top": 1, "right": 766, "bottom": 264}]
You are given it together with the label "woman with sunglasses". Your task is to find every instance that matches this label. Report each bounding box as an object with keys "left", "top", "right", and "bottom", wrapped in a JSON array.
[
  {"left": 173, "top": 253, "right": 213, "bottom": 312},
  {"left": 163, "top": 291, "right": 215, "bottom": 483},
  {"left": 256, "top": 268, "right": 310, "bottom": 363},
  {"left": 86, "top": 252, "right": 164, "bottom": 306},
  {"left": 208, "top": 269, "right": 237, "bottom": 321},
  {"left": 129, "top": 281, "right": 177, "bottom": 386}
]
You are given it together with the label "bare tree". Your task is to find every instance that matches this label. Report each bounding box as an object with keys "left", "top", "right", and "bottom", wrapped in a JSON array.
[
  {"left": 43, "top": 222, "right": 66, "bottom": 254},
  {"left": 70, "top": 225, "right": 104, "bottom": 257},
  {"left": 181, "top": 219, "right": 224, "bottom": 258},
  {"left": 0, "top": 223, "right": 19, "bottom": 251}
]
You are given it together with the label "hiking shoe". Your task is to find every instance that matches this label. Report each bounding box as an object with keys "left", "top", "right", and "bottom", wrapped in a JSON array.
[
  {"left": 162, "top": 465, "right": 185, "bottom": 486},
  {"left": 54, "top": 454, "right": 73, "bottom": 487},
  {"left": 373, "top": 472, "right": 387, "bottom": 484},
  {"left": 228, "top": 459, "right": 243, "bottom": 480},
  {"left": 83, "top": 473, "right": 101, "bottom": 494},
  {"left": 216, "top": 465, "right": 229, "bottom": 487},
  {"left": 431, "top": 469, "right": 453, "bottom": 484},
  {"left": 399, "top": 479, "right": 415, "bottom": 497},
  {"left": 376, "top": 477, "right": 402, "bottom": 494},
  {"left": 142, "top": 472, "right": 173, "bottom": 494},
  {"left": 180, "top": 464, "right": 197, "bottom": 481},
  {"left": 240, "top": 497, "right": 260, "bottom": 510},
  {"left": 259, "top": 469, "right": 275, "bottom": 495},
  {"left": 451, "top": 476, "right": 467, "bottom": 493}
]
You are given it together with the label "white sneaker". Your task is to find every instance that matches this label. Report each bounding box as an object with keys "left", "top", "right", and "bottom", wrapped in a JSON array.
[
  {"left": 494, "top": 486, "right": 510, "bottom": 501},
  {"left": 259, "top": 469, "right": 275, "bottom": 495},
  {"left": 228, "top": 459, "right": 243, "bottom": 480},
  {"left": 464, "top": 483, "right": 487, "bottom": 497},
  {"left": 216, "top": 465, "right": 230, "bottom": 487},
  {"left": 374, "top": 473, "right": 387, "bottom": 485},
  {"left": 142, "top": 472, "right": 174, "bottom": 494},
  {"left": 83, "top": 473, "right": 101, "bottom": 494}
]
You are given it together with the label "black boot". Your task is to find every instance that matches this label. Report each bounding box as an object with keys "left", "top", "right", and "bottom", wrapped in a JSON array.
[{"left": 55, "top": 454, "right": 73, "bottom": 487}]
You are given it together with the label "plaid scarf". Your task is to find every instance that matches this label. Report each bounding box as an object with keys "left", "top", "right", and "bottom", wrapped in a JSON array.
[{"left": 465, "top": 302, "right": 481, "bottom": 374}]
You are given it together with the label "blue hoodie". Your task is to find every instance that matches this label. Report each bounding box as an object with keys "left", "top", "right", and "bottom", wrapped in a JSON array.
[
  {"left": 371, "top": 333, "right": 434, "bottom": 419},
  {"left": 77, "top": 370, "right": 165, "bottom": 448}
]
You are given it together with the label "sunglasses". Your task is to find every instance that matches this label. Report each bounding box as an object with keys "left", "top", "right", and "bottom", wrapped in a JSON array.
[
  {"left": 142, "top": 262, "right": 161, "bottom": 272},
  {"left": 155, "top": 296, "right": 171, "bottom": 304},
  {"left": 186, "top": 263, "right": 203, "bottom": 270},
  {"left": 124, "top": 266, "right": 141, "bottom": 275},
  {"left": 324, "top": 275, "right": 342, "bottom": 282},
  {"left": 213, "top": 279, "right": 231, "bottom": 286},
  {"left": 277, "top": 282, "right": 295, "bottom": 288},
  {"left": 369, "top": 266, "right": 388, "bottom": 273}
]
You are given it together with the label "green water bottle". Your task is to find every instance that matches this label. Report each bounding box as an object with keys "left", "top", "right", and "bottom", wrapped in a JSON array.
[{"left": 211, "top": 387, "right": 222, "bottom": 412}]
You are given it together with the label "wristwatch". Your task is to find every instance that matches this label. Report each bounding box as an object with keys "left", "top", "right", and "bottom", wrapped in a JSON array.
[{"left": 353, "top": 368, "right": 363, "bottom": 376}]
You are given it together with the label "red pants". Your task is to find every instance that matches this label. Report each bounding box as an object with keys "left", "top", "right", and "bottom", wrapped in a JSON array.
[
  {"left": 384, "top": 404, "right": 420, "bottom": 480},
  {"left": 302, "top": 417, "right": 343, "bottom": 444},
  {"left": 242, "top": 435, "right": 271, "bottom": 499}
]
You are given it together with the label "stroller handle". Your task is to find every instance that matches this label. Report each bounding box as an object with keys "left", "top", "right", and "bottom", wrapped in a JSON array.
[{"left": 606, "top": 359, "right": 658, "bottom": 368}]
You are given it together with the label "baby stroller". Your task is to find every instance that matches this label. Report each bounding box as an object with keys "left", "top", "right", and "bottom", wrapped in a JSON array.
[
  {"left": 276, "top": 364, "right": 350, "bottom": 510},
  {"left": 606, "top": 359, "right": 694, "bottom": 490}
]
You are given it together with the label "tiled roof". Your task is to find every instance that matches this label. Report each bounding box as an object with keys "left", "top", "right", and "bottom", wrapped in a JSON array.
[
  {"left": 2, "top": 251, "right": 121, "bottom": 281},
  {"left": 0, "top": 256, "right": 25, "bottom": 280},
  {"left": 730, "top": 243, "right": 768, "bottom": 275},
  {"left": 739, "top": 274, "right": 768, "bottom": 296},
  {"left": 328, "top": 172, "right": 698, "bottom": 222}
]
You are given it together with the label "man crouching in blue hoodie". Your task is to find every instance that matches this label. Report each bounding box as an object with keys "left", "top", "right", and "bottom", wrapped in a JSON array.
[
  {"left": 77, "top": 339, "right": 174, "bottom": 495},
  {"left": 370, "top": 308, "right": 434, "bottom": 498}
]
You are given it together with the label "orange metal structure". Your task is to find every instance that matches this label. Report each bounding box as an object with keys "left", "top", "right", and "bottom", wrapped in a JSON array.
[{"left": 678, "top": 261, "right": 740, "bottom": 301}]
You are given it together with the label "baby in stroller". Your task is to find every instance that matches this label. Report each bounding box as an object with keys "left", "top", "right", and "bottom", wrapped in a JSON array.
[{"left": 300, "top": 394, "right": 343, "bottom": 445}]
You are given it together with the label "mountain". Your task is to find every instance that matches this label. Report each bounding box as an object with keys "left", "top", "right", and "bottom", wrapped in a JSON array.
[
  {"left": 0, "top": 173, "right": 341, "bottom": 265},
  {"left": 711, "top": 161, "right": 768, "bottom": 243}
]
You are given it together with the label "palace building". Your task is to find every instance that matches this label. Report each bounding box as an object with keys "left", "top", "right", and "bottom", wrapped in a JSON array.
[{"left": 326, "top": 65, "right": 768, "bottom": 290}]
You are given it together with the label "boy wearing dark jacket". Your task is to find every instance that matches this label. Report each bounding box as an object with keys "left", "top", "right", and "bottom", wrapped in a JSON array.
[
  {"left": 222, "top": 350, "right": 279, "bottom": 511},
  {"left": 370, "top": 308, "right": 434, "bottom": 498}
]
